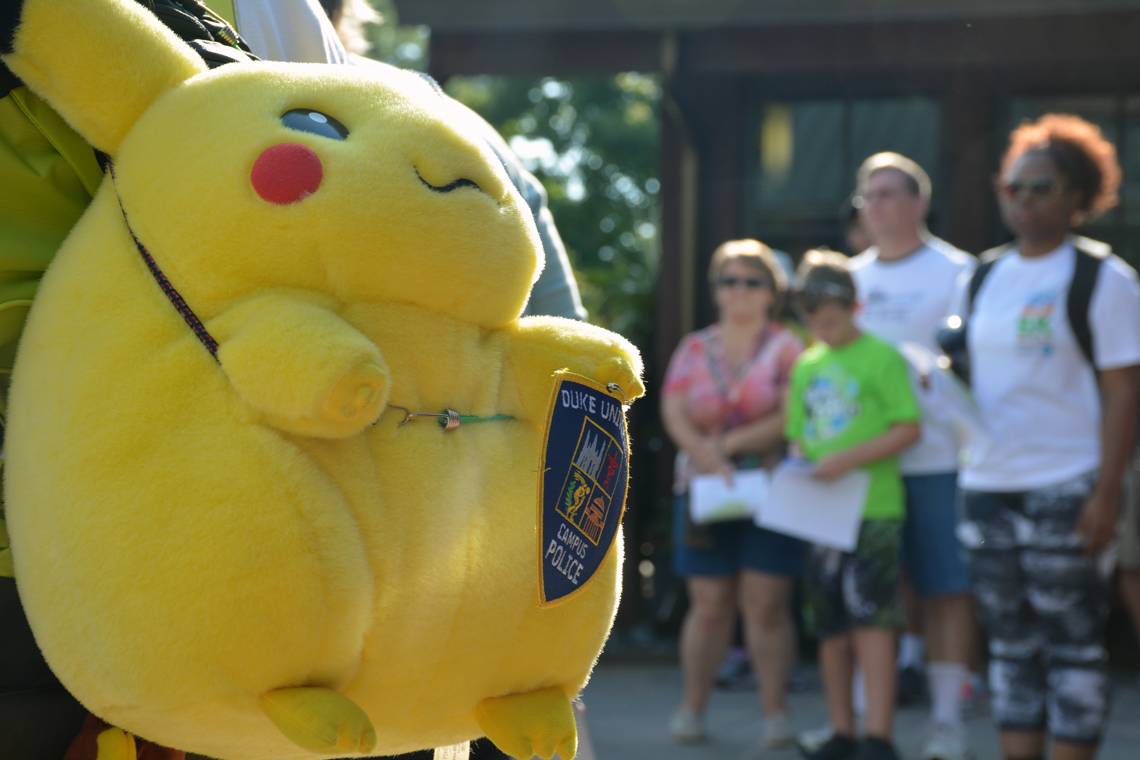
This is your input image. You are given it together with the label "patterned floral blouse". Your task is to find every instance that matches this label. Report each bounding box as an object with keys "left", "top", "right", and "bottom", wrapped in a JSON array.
[{"left": 663, "top": 323, "right": 804, "bottom": 492}]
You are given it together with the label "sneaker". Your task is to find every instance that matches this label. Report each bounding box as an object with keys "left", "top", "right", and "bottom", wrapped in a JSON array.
[
  {"left": 762, "top": 712, "right": 795, "bottom": 750},
  {"left": 920, "top": 722, "right": 971, "bottom": 760},
  {"left": 797, "top": 724, "right": 834, "bottom": 754},
  {"left": 853, "top": 737, "right": 900, "bottom": 760},
  {"left": 669, "top": 707, "right": 705, "bottom": 744},
  {"left": 897, "top": 664, "right": 928, "bottom": 707},
  {"left": 802, "top": 733, "right": 858, "bottom": 760}
]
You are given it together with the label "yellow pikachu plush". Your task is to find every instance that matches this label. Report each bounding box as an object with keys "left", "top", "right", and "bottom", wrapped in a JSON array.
[{"left": 1, "top": 1, "right": 644, "bottom": 759}]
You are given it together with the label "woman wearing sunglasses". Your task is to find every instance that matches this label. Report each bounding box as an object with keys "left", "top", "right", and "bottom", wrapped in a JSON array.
[
  {"left": 662, "top": 239, "right": 805, "bottom": 750},
  {"left": 959, "top": 115, "right": 1140, "bottom": 760}
]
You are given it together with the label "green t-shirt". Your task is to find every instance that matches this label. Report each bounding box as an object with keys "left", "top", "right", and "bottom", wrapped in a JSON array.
[{"left": 784, "top": 333, "right": 920, "bottom": 521}]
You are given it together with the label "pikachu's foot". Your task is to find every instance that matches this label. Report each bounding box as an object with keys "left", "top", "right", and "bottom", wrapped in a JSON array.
[
  {"left": 65, "top": 714, "right": 139, "bottom": 760},
  {"left": 474, "top": 687, "right": 576, "bottom": 760},
  {"left": 260, "top": 686, "right": 377, "bottom": 755},
  {"left": 94, "top": 727, "right": 136, "bottom": 760}
]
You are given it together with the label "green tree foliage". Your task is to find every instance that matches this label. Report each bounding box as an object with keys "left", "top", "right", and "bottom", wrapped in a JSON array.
[
  {"left": 362, "top": 0, "right": 430, "bottom": 71},
  {"left": 363, "top": 3, "right": 661, "bottom": 346},
  {"left": 444, "top": 75, "right": 661, "bottom": 346}
]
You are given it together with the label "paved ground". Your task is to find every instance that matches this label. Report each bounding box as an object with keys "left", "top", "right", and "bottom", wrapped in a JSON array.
[{"left": 577, "top": 662, "right": 1140, "bottom": 760}]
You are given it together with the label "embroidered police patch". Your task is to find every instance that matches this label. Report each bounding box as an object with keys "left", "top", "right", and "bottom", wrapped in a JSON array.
[{"left": 538, "top": 372, "right": 629, "bottom": 606}]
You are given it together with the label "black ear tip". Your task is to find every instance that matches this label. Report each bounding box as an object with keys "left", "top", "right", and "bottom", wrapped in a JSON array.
[
  {"left": 0, "top": 1, "right": 25, "bottom": 56},
  {"left": 414, "top": 71, "right": 445, "bottom": 97}
]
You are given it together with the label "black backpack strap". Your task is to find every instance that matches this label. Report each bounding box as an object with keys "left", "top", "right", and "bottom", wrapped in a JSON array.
[
  {"left": 966, "top": 245, "right": 1009, "bottom": 315},
  {"left": 141, "top": 0, "right": 256, "bottom": 64},
  {"left": 185, "top": 38, "right": 257, "bottom": 67},
  {"left": 1067, "top": 239, "right": 1107, "bottom": 369}
]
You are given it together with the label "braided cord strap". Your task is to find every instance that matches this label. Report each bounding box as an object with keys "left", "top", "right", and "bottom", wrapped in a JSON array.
[
  {"left": 131, "top": 232, "right": 219, "bottom": 359},
  {"left": 110, "top": 166, "right": 220, "bottom": 361}
]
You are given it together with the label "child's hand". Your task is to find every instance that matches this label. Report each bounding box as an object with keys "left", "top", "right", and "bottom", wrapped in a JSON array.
[{"left": 812, "top": 453, "right": 853, "bottom": 482}]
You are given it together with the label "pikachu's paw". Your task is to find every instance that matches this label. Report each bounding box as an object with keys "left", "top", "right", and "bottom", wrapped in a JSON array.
[
  {"left": 474, "top": 687, "right": 577, "bottom": 759},
  {"left": 317, "top": 359, "right": 389, "bottom": 435},
  {"left": 595, "top": 356, "right": 645, "bottom": 405},
  {"left": 260, "top": 686, "right": 377, "bottom": 754}
]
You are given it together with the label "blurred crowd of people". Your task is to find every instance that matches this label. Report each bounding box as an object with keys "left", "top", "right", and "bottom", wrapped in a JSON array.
[{"left": 663, "top": 117, "right": 1140, "bottom": 760}]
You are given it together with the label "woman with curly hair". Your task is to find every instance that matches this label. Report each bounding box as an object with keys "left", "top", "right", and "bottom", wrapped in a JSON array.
[{"left": 958, "top": 114, "right": 1140, "bottom": 760}]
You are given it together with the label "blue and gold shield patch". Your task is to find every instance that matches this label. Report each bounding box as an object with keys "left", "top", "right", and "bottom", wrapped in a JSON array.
[{"left": 537, "top": 372, "right": 629, "bottom": 606}]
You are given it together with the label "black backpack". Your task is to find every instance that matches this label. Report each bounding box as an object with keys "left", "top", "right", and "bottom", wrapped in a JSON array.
[{"left": 938, "top": 236, "right": 1109, "bottom": 383}]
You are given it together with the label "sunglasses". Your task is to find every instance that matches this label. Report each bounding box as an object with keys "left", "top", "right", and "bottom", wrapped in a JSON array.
[
  {"left": 794, "top": 284, "right": 855, "bottom": 315},
  {"left": 716, "top": 276, "right": 769, "bottom": 290},
  {"left": 999, "top": 178, "right": 1061, "bottom": 199}
]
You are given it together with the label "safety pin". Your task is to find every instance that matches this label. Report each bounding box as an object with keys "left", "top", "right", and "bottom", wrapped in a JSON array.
[{"left": 389, "top": 405, "right": 462, "bottom": 431}]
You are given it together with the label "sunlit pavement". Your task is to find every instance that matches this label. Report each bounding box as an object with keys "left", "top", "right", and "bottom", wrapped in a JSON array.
[{"left": 579, "top": 661, "right": 1140, "bottom": 760}]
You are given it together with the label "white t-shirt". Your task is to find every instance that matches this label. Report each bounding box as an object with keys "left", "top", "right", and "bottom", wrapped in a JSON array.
[
  {"left": 850, "top": 238, "right": 976, "bottom": 474},
  {"left": 233, "top": 0, "right": 350, "bottom": 64},
  {"left": 960, "top": 239, "right": 1140, "bottom": 491}
]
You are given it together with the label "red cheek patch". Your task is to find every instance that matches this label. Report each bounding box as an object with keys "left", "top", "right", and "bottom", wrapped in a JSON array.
[{"left": 250, "top": 143, "right": 323, "bottom": 205}]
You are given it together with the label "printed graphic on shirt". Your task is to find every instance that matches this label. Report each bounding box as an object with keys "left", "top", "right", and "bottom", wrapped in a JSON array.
[
  {"left": 861, "top": 288, "right": 926, "bottom": 323},
  {"left": 539, "top": 373, "right": 629, "bottom": 605},
  {"left": 1017, "top": 291, "right": 1057, "bottom": 356},
  {"left": 804, "top": 366, "right": 861, "bottom": 443}
]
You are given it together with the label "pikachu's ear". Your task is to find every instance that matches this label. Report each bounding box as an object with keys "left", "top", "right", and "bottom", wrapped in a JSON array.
[{"left": 1, "top": 0, "right": 207, "bottom": 155}]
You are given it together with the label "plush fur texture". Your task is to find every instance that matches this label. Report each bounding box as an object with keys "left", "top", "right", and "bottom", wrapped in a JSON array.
[{"left": 1, "top": 1, "right": 644, "bottom": 758}]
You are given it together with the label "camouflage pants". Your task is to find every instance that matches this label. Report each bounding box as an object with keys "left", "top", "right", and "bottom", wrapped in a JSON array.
[
  {"left": 960, "top": 471, "right": 1110, "bottom": 744},
  {"left": 806, "top": 520, "right": 904, "bottom": 638}
]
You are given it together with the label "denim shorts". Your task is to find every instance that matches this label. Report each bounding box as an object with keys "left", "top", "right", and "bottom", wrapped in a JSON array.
[
  {"left": 901, "top": 472, "right": 971, "bottom": 597},
  {"left": 672, "top": 495, "right": 805, "bottom": 578}
]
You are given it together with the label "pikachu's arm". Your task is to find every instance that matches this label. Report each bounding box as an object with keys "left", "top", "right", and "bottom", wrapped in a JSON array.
[
  {"left": 502, "top": 316, "right": 645, "bottom": 420},
  {"left": 1, "top": 0, "right": 205, "bottom": 155},
  {"left": 210, "top": 293, "right": 389, "bottom": 439}
]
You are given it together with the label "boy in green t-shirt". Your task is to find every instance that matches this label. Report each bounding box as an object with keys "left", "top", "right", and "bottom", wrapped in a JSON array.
[{"left": 784, "top": 250, "right": 920, "bottom": 760}]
